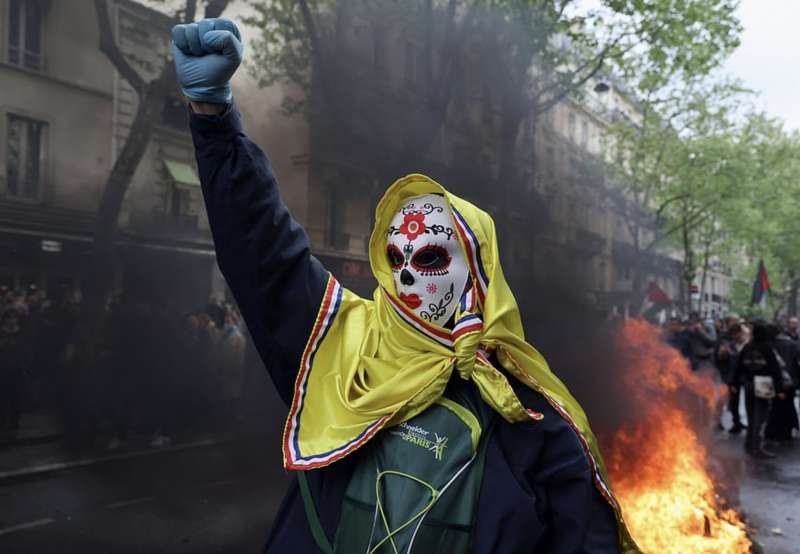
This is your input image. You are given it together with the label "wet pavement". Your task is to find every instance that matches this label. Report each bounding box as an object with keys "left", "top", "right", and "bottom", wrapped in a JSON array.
[
  {"left": 0, "top": 433, "right": 290, "bottom": 553},
  {"left": 739, "top": 442, "right": 800, "bottom": 554},
  {"left": 714, "top": 399, "right": 800, "bottom": 554}
]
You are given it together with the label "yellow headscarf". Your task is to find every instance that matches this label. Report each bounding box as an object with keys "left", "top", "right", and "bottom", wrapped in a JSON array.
[{"left": 282, "top": 174, "right": 640, "bottom": 553}]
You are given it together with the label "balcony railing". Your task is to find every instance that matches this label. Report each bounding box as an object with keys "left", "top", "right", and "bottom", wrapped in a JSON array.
[
  {"left": 4, "top": 175, "right": 41, "bottom": 201},
  {"left": 8, "top": 46, "right": 45, "bottom": 71}
]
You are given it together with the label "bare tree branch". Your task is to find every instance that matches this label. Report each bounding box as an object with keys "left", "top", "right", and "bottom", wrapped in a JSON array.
[
  {"left": 654, "top": 193, "right": 691, "bottom": 220},
  {"left": 180, "top": 0, "right": 198, "bottom": 21},
  {"left": 94, "top": 0, "right": 145, "bottom": 92},
  {"left": 205, "top": 0, "right": 231, "bottom": 19}
]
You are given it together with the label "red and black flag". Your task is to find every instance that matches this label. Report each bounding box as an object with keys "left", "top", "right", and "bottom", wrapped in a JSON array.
[
  {"left": 750, "top": 259, "right": 770, "bottom": 306},
  {"left": 639, "top": 280, "right": 672, "bottom": 321}
]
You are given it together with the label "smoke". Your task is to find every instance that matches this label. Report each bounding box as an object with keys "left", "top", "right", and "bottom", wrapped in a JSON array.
[
  {"left": 515, "top": 276, "right": 639, "bottom": 438},
  {"left": 224, "top": 0, "right": 691, "bottom": 438},
  {"left": 515, "top": 267, "right": 720, "bottom": 445},
  {"left": 218, "top": 1, "right": 739, "bottom": 467}
]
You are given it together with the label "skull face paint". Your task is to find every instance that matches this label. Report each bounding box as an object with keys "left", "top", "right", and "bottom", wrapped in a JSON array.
[{"left": 386, "top": 194, "right": 469, "bottom": 324}]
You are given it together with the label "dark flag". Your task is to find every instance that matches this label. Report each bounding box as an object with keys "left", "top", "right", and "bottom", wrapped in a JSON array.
[
  {"left": 750, "top": 259, "right": 770, "bottom": 306},
  {"left": 639, "top": 280, "right": 672, "bottom": 321}
]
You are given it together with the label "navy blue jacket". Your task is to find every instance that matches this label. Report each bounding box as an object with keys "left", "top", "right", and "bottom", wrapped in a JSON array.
[{"left": 190, "top": 106, "right": 622, "bottom": 554}]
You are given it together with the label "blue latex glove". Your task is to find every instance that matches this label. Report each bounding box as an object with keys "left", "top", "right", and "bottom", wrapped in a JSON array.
[{"left": 171, "top": 18, "right": 242, "bottom": 104}]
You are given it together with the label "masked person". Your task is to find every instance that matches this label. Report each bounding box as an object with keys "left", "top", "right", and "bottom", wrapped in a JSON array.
[
  {"left": 734, "top": 322, "right": 786, "bottom": 458},
  {"left": 172, "top": 19, "right": 639, "bottom": 554}
]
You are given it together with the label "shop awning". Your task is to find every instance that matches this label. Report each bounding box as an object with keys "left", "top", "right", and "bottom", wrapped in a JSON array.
[{"left": 163, "top": 159, "right": 201, "bottom": 190}]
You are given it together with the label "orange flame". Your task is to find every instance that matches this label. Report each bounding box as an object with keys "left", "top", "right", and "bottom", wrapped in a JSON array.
[{"left": 605, "top": 320, "right": 751, "bottom": 554}]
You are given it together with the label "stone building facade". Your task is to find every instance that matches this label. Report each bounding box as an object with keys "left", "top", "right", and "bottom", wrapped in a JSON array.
[
  {"left": 0, "top": 0, "right": 223, "bottom": 310},
  {"left": 0, "top": 0, "right": 729, "bottom": 316}
]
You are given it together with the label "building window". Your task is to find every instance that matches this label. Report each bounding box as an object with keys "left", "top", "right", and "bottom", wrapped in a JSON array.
[
  {"left": 161, "top": 96, "right": 189, "bottom": 132},
  {"left": 170, "top": 187, "right": 190, "bottom": 216},
  {"left": 581, "top": 120, "right": 589, "bottom": 147},
  {"left": 8, "top": 0, "right": 45, "bottom": 70},
  {"left": 6, "top": 114, "right": 47, "bottom": 200},
  {"left": 326, "top": 183, "right": 350, "bottom": 250},
  {"left": 162, "top": 159, "right": 200, "bottom": 230}
]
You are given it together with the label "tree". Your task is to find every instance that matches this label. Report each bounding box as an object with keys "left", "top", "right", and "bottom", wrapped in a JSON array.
[
  {"left": 466, "top": 0, "right": 741, "bottom": 257},
  {"left": 244, "top": 0, "right": 742, "bottom": 292},
  {"left": 600, "top": 73, "right": 749, "bottom": 311},
  {"left": 722, "top": 114, "right": 800, "bottom": 317},
  {"left": 245, "top": 0, "right": 481, "bottom": 185},
  {"left": 81, "top": 0, "right": 232, "bottom": 348}
]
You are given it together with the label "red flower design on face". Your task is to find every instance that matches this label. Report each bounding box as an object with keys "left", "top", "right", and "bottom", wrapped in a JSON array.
[{"left": 399, "top": 213, "right": 426, "bottom": 241}]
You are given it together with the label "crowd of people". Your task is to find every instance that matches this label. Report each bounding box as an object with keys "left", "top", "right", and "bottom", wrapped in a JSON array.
[
  {"left": 0, "top": 283, "right": 248, "bottom": 450},
  {"left": 5, "top": 280, "right": 798, "bottom": 461},
  {"left": 664, "top": 312, "right": 800, "bottom": 458}
]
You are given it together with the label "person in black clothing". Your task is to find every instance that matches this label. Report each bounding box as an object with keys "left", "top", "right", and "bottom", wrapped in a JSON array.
[
  {"left": 734, "top": 322, "right": 786, "bottom": 458},
  {"left": 171, "top": 18, "right": 626, "bottom": 553},
  {"left": 685, "top": 312, "right": 716, "bottom": 371},
  {"left": 765, "top": 326, "right": 799, "bottom": 442},
  {"left": 664, "top": 317, "right": 689, "bottom": 357},
  {"left": 715, "top": 323, "right": 748, "bottom": 434}
]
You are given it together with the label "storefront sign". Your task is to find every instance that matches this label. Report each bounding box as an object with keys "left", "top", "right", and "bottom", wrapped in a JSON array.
[{"left": 41, "top": 239, "right": 62, "bottom": 253}]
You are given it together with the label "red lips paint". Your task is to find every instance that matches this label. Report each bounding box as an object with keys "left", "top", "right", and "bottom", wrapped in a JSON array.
[{"left": 399, "top": 293, "right": 422, "bottom": 309}]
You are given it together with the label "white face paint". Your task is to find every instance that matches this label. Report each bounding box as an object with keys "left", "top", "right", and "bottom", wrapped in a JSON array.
[{"left": 386, "top": 194, "right": 469, "bottom": 325}]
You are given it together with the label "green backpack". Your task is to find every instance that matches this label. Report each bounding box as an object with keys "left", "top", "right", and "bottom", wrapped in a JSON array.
[{"left": 299, "top": 385, "right": 495, "bottom": 554}]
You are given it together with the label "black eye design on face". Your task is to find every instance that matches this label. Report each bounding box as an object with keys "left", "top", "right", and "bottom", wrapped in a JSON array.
[
  {"left": 410, "top": 245, "right": 451, "bottom": 275},
  {"left": 387, "top": 244, "right": 404, "bottom": 271}
]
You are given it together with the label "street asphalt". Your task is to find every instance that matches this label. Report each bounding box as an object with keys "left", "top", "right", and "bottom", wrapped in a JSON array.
[
  {"left": 711, "top": 399, "right": 800, "bottom": 554},
  {"left": 736, "top": 439, "right": 800, "bottom": 554},
  {"left": 0, "top": 434, "right": 290, "bottom": 553}
]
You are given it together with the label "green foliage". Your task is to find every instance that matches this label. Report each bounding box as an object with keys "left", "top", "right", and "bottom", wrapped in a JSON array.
[
  {"left": 243, "top": 0, "right": 742, "bottom": 121},
  {"left": 241, "top": 0, "right": 800, "bottom": 319},
  {"left": 608, "top": 77, "right": 800, "bottom": 316}
]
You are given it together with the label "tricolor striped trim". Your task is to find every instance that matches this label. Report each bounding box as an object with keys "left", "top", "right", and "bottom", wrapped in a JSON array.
[
  {"left": 546, "top": 396, "right": 618, "bottom": 509},
  {"left": 451, "top": 206, "right": 489, "bottom": 305},
  {"left": 288, "top": 415, "right": 389, "bottom": 469},
  {"left": 283, "top": 276, "right": 391, "bottom": 470},
  {"left": 384, "top": 289, "right": 455, "bottom": 347},
  {"left": 504, "top": 351, "right": 620, "bottom": 512},
  {"left": 459, "top": 284, "right": 477, "bottom": 313},
  {"left": 453, "top": 314, "right": 483, "bottom": 339},
  {"left": 476, "top": 349, "right": 492, "bottom": 366},
  {"left": 384, "top": 284, "right": 485, "bottom": 348}
]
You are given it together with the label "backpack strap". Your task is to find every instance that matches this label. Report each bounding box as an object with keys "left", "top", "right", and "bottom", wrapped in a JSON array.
[{"left": 297, "top": 472, "right": 335, "bottom": 554}]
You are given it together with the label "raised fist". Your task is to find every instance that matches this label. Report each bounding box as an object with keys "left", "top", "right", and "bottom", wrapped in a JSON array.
[{"left": 171, "top": 18, "right": 242, "bottom": 104}]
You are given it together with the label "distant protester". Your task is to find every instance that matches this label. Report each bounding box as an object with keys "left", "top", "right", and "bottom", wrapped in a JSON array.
[
  {"left": 765, "top": 325, "right": 799, "bottom": 442},
  {"left": 734, "top": 322, "right": 785, "bottom": 458}
]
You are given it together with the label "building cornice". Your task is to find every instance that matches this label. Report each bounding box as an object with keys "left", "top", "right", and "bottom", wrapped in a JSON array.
[{"left": 0, "top": 61, "right": 113, "bottom": 100}]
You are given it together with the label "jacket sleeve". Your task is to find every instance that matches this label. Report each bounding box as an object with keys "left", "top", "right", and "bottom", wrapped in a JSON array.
[
  {"left": 532, "top": 422, "right": 621, "bottom": 553},
  {"left": 501, "top": 388, "right": 622, "bottom": 554},
  {"left": 190, "top": 105, "right": 328, "bottom": 405}
]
